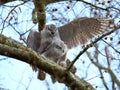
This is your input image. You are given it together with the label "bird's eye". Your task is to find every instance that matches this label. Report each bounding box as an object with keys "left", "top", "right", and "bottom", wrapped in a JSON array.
[{"left": 55, "top": 45, "right": 62, "bottom": 50}]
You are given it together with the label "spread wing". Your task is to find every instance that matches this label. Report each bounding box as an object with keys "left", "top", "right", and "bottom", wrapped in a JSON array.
[
  {"left": 27, "top": 30, "right": 41, "bottom": 52},
  {"left": 58, "top": 17, "right": 113, "bottom": 48}
]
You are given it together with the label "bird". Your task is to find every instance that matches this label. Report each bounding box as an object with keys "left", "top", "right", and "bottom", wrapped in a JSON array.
[
  {"left": 27, "top": 24, "right": 63, "bottom": 80},
  {"left": 27, "top": 17, "right": 113, "bottom": 81},
  {"left": 38, "top": 24, "right": 60, "bottom": 54},
  {"left": 41, "top": 38, "right": 68, "bottom": 63},
  {"left": 27, "top": 17, "right": 113, "bottom": 54},
  {"left": 27, "top": 24, "right": 59, "bottom": 53},
  {"left": 39, "top": 38, "right": 68, "bottom": 82}
]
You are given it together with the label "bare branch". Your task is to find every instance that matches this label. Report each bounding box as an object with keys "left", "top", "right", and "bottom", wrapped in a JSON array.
[
  {"left": 77, "top": 0, "right": 108, "bottom": 11},
  {"left": 67, "top": 25, "right": 119, "bottom": 71},
  {"left": 86, "top": 51, "right": 120, "bottom": 87},
  {"left": 94, "top": 45, "right": 109, "bottom": 90},
  {"left": 33, "top": 0, "right": 46, "bottom": 31}
]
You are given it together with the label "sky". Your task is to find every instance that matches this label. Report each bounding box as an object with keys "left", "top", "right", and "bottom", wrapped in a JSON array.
[{"left": 0, "top": 1, "right": 120, "bottom": 90}]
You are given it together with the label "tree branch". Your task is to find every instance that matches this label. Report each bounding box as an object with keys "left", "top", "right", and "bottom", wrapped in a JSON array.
[
  {"left": 86, "top": 51, "right": 120, "bottom": 87},
  {"left": 0, "top": 0, "right": 15, "bottom": 5},
  {"left": 67, "top": 25, "right": 119, "bottom": 71},
  {"left": 45, "top": 0, "right": 64, "bottom": 4},
  {"left": 0, "top": 34, "right": 95, "bottom": 90},
  {"left": 77, "top": 0, "right": 108, "bottom": 11},
  {"left": 33, "top": 0, "right": 46, "bottom": 31},
  {"left": 45, "top": 0, "right": 108, "bottom": 12},
  {"left": 94, "top": 45, "right": 109, "bottom": 90}
]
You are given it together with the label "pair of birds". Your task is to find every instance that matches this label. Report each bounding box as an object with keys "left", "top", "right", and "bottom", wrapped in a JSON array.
[{"left": 27, "top": 17, "right": 113, "bottom": 81}]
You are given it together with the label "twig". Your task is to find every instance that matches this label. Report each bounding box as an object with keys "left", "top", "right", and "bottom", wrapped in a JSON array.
[
  {"left": 67, "top": 25, "right": 120, "bottom": 71},
  {"left": 77, "top": 0, "right": 108, "bottom": 11},
  {"left": 102, "top": 39, "right": 120, "bottom": 54},
  {"left": 0, "top": 1, "right": 27, "bottom": 34}
]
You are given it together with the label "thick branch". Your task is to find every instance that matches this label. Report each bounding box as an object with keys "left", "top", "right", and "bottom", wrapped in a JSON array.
[
  {"left": 0, "top": 34, "right": 94, "bottom": 90},
  {"left": 0, "top": 0, "right": 15, "bottom": 5},
  {"left": 45, "top": 0, "right": 64, "bottom": 4},
  {"left": 33, "top": 0, "right": 46, "bottom": 31}
]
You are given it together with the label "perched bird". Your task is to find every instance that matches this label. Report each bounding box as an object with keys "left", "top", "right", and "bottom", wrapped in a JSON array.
[
  {"left": 41, "top": 39, "right": 67, "bottom": 63},
  {"left": 38, "top": 24, "right": 60, "bottom": 54},
  {"left": 27, "top": 17, "right": 113, "bottom": 81},
  {"left": 27, "top": 17, "right": 113, "bottom": 54},
  {"left": 27, "top": 24, "right": 62, "bottom": 80},
  {"left": 39, "top": 38, "right": 68, "bottom": 83}
]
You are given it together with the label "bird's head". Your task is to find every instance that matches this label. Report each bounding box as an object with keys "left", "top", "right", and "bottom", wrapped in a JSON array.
[
  {"left": 53, "top": 39, "right": 68, "bottom": 56},
  {"left": 44, "top": 24, "right": 58, "bottom": 36}
]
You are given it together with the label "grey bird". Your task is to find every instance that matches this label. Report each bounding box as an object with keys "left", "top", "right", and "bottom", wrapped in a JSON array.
[{"left": 27, "top": 17, "right": 113, "bottom": 81}]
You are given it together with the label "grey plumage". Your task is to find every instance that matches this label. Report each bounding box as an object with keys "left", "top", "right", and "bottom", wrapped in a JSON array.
[
  {"left": 38, "top": 24, "right": 60, "bottom": 54},
  {"left": 27, "top": 17, "right": 113, "bottom": 54},
  {"left": 27, "top": 30, "right": 41, "bottom": 52},
  {"left": 41, "top": 38, "right": 68, "bottom": 64},
  {"left": 27, "top": 17, "right": 113, "bottom": 81},
  {"left": 27, "top": 24, "right": 63, "bottom": 80},
  {"left": 58, "top": 17, "right": 113, "bottom": 48}
]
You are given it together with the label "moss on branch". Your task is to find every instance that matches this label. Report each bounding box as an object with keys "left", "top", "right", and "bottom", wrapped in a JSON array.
[{"left": 0, "top": 34, "right": 94, "bottom": 90}]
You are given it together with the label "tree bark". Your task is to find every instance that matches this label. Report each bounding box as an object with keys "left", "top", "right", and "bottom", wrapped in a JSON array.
[
  {"left": 0, "top": 0, "right": 14, "bottom": 5},
  {"left": 0, "top": 34, "right": 95, "bottom": 90},
  {"left": 0, "top": 0, "right": 118, "bottom": 89}
]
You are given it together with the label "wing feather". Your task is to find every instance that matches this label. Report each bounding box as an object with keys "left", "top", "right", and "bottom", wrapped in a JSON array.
[
  {"left": 27, "top": 30, "right": 41, "bottom": 51},
  {"left": 58, "top": 17, "right": 113, "bottom": 48}
]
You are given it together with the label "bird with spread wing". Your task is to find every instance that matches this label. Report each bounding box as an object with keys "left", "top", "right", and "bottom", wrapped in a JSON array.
[{"left": 27, "top": 17, "right": 113, "bottom": 81}]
